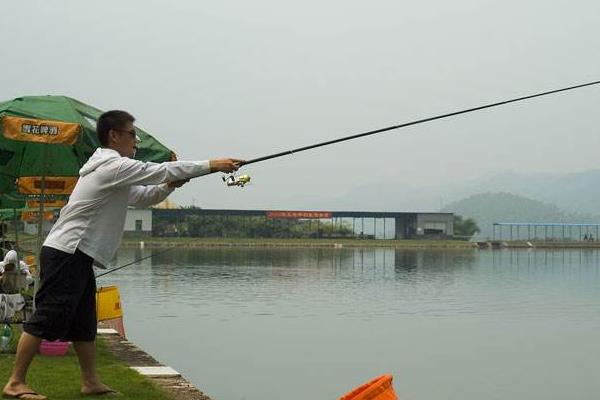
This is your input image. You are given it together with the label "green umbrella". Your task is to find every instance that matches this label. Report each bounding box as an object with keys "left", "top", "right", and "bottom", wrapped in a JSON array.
[
  {"left": 0, "top": 96, "right": 179, "bottom": 300},
  {"left": 0, "top": 95, "right": 176, "bottom": 202}
]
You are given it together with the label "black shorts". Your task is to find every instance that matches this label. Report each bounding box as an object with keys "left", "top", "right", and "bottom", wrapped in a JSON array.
[{"left": 23, "top": 246, "right": 97, "bottom": 342}]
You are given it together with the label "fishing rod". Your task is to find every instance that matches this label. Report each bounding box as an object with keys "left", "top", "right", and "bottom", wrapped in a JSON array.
[
  {"left": 236, "top": 79, "right": 600, "bottom": 169},
  {"left": 98, "top": 79, "right": 600, "bottom": 277},
  {"left": 95, "top": 247, "right": 175, "bottom": 278}
]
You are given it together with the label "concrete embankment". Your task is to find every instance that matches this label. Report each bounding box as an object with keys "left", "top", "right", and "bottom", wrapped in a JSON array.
[{"left": 98, "top": 329, "right": 212, "bottom": 400}]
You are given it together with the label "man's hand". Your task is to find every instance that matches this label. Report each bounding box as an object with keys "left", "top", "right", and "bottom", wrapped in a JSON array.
[
  {"left": 209, "top": 158, "right": 244, "bottom": 173},
  {"left": 168, "top": 179, "right": 190, "bottom": 188}
]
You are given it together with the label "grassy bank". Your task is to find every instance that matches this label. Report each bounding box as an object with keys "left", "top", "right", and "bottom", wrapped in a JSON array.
[
  {"left": 122, "top": 237, "right": 476, "bottom": 249},
  {"left": 0, "top": 328, "right": 169, "bottom": 400}
]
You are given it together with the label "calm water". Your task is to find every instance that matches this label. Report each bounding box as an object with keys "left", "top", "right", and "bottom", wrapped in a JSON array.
[{"left": 102, "top": 247, "right": 600, "bottom": 400}]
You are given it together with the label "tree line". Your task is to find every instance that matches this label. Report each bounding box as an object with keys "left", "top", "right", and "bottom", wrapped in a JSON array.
[{"left": 153, "top": 214, "right": 356, "bottom": 239}]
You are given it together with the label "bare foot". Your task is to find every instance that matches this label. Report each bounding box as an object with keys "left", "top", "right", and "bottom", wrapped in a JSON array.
[
  {"left": 2, "top": 381, "right": 47, "bottom": 400},
  {"left": 80, "top": 382, "right": 119, "bottom": 396}
]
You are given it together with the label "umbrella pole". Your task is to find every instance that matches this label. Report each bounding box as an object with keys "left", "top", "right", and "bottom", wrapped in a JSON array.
[
  {"left": 33, "top": 143, "right": 48, "bottom": 311},
  {"left": 12, "top": 207, "right": 19, "bottom": 252}
]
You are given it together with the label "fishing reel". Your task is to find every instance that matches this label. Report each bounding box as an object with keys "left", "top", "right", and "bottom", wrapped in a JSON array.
[{"left": 222, "top": 172, "right": 251, "bottom": 187}]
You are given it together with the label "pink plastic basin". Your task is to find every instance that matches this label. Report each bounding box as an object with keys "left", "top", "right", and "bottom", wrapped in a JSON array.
[{"left": 39, "top": 340, "right": 70, "bottom": 356}]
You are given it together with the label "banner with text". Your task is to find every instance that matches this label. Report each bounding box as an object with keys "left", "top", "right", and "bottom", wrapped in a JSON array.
[{"left": 266, "top": 211, "right": 332, "bottom": 219}]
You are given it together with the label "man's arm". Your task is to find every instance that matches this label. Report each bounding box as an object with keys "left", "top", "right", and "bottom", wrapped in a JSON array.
[
  {"left": 128, "top": 184, "right": 174, "bottom": 208},
  {"left": 125, "top": 158, "right": 242, "bottom": 207},
  {"left": 128, "top": 178, "right": 189, "bottom": 208},
  {"left": 114, "top": 158, "right": 243, "bottom": 187}
]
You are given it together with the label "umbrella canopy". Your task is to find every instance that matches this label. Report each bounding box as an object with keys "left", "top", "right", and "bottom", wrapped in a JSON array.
[{"left": 0, "top": 95, "right": 176, "bottom": 204}]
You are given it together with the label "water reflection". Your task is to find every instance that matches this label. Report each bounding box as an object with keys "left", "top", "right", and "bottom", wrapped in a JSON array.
[
  {"left": 492, "top": 247, "right": 600, "bottom": 268},
  {"left": 110, "top": 247, "right": 600, "bottom": 294},
  {"left": 103, "top": 247, "right": 600, "bottom": 400},
  {"left": 126, "top": 247, "right": 481, "bottom": 278}
]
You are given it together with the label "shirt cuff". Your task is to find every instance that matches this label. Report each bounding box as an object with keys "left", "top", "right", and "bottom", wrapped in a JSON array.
[{"left": 195, "top": 160, "right": 211, "bottom": 175}]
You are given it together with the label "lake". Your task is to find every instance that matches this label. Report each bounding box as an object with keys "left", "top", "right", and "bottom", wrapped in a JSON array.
[{"left": 102, "top": 247, "right": 600, "bottom": 400}]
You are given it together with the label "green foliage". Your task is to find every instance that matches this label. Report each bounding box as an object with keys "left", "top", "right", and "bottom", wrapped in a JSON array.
[
  {"left": 453, "top": 215, "right": 480, "bottom": 239},
  {"left": 153, "top": 214, "right": 355, "bottom": 239}
]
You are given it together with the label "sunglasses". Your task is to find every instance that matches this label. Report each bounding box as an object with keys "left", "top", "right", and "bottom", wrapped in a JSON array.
[{"left": 115, "top": 129, "right": 140, "bottom": 142}]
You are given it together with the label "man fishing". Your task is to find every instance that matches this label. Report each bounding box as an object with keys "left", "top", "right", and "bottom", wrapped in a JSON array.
[{"left": 2, "top": 110, "right": 242, "bottom": 400}]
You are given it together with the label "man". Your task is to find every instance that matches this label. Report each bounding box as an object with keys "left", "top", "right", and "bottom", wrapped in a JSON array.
[
  {"left": 3, "top": 110, "right": 242, "bottom": 400},
  {"left": 0, "top": 250, "right": 34, "bottom": 294}
]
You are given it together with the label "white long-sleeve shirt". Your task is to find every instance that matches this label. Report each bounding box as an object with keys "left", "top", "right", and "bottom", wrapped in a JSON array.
[{"left": 44, "top": 148, "right": 211, "bottom": 267}]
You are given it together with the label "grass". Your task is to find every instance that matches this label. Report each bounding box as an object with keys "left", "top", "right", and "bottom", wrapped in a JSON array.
[{"left": 0, "top": 328, "right": 170, "bottom": 400}]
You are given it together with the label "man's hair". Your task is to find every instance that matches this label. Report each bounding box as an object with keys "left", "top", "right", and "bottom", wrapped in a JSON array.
[{"left": 96, "top": 110, "right": 135, "bottom": 146}]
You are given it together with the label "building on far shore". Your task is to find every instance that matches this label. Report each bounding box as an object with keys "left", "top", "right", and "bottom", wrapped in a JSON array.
[
  {"left": 123, "top": 208, "right": 153, "bottom": 237},
  {"left": 144, "top": 209, "right": 454, "bottom": 239},
  {"left": 23, "top": 207, "right": 452, "bottom": 240},
  {"left": 21, "top": 208, "right": 154, "bottom": 238}
]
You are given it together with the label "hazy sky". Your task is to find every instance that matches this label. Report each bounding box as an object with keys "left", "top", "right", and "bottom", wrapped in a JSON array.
[{"left": 3, "top": 0, "right": 600, "bottom": 209}]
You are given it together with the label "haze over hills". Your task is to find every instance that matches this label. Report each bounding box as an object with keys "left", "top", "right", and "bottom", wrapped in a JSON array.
[
  {"left": 459, "top": 169, "right": 600, "bottom": 215},
  {"left": 442, "top": 192, "right": 600, "bottom": 238},
  {"left": 301, "top": 168, "right": 600, "bottom": 238},
  {"left": 306, "top": 168, "right": 600, "bottom": 213}
]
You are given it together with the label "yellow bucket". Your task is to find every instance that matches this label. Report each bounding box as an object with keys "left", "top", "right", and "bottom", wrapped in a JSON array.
[{"left": 96, "top": 286, "right": 123, "bottom": 321}]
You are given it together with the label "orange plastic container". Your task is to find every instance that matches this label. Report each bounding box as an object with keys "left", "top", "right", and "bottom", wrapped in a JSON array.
[{"left": 338, "top": 375, "right": 398, "bottom": 400}]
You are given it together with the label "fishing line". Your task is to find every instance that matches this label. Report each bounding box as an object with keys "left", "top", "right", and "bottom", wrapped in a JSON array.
[
  {"left": 239, "top": 79, "right": 600, "bottom": 167},
  {"left": 98, "top": 79, "right": 600, "bottom": 276},
  {"left": 95, "top": 247, "right": 175, "bottom": 278}
]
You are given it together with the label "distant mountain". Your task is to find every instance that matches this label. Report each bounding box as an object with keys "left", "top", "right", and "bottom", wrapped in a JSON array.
[
  {"left": 535, "top": 170, "right": 600, "bottom": 215},
  {"left": 443, "top": 192, "right": 600, "bottom": 238},
  {"left": 306, "top": 168, "right": 600, "bottom": 216},
  {"left": 442, "top": 192, "right": 563, "bottom": 238},
  {"left": 461, "top": 169, "right": 600, "bottom": 215}
]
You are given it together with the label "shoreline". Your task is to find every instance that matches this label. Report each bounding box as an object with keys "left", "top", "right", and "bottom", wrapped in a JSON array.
[
  {"left": 98, "top": 328, "right": 212, "bottom": 400},
  {"left": 0, "top": 326, "right": 208, "bottom": 399},
  {"left": 121, "top": 237, "right": 600, "bottom": 249},
  {"left": 122, "top": 237, "right": 475, "bottom": 249}
]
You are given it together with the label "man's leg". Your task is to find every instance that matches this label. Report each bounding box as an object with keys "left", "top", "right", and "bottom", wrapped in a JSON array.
[
  {"left": 74, "top": 341, "right": 116, "bottom": 395},
  {"left": 2, "top": 332, "right": 44, "bottom": 397}
]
